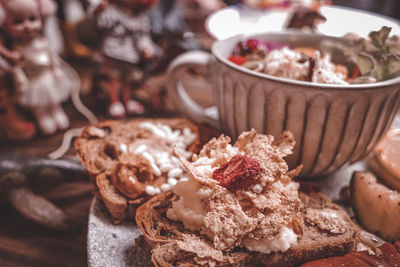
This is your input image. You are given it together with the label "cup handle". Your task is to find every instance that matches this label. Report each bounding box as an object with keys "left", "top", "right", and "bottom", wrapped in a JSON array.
[{"left": 167, "top": 50, "right": 220, "bottom": 129}]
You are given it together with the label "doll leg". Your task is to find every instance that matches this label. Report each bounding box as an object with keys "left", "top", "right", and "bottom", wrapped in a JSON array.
[
  {"left": 121, "top": 82, "right": 145, "bottom": 115},
  {"left": 33, "top": 106, "right": 57, "bottom": 135},
  {"left": 0, "top": 79, "right": 35, "bottom": 140},
  {"left": 50, "top": 104, "right": 70, "bottom": 130},
  {"left": 121, "top": 67, "right": 145, "bottom": 115},
  {"left": 107, "top": 77, "right": 126, "bottom": 118}
]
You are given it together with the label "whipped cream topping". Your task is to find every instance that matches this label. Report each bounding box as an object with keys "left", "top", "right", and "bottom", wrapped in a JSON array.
[
  {"left": 265, "top": 47, "right": 310, "bottom": 81},
  {"left": 112, "top": 122, "right": 196, "bottom": 197},
  {"left": 136, "top": 122, "right": 195, "bottom": 195},
  {"left": 311, "top": 51, "right": 348, "bottom": 85},
  {"left": 242, "top": 226, "right": 298, "bottom": 254},
  {"left": 264, "top": 47, "right": 348, "bottom": 85}
]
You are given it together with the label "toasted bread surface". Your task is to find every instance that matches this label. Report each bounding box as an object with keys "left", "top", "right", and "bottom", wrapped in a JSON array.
[
  {"left": 75, "top": 118, "right": 201, "bottom": 223},
  {"left": 96, "top": 173, "right": 128, "bottom": 224},
  {"left": 136, "top": 190, "right": 356, "bottom": 267},
  {"left": 76, "top": 118, "right": 201, "bottom": 177}
]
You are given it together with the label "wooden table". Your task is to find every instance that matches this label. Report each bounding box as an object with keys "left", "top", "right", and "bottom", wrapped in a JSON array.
[
  {"left": 0, "top": 56, "right": 216, "bottom": 266},
  {"left": 0, "top": 101, "right": 96, "bottom": 267},
  {"left": 0, "top": 1, "right": 216, "bottom": 258}
]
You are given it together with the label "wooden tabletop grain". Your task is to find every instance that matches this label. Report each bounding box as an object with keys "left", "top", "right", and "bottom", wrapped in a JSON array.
[
  {"left": 0, "top": 57, "right": 217, "bottom": 266},
  {"left": 0, "top": 101, "right": 95, "bottom": 267},
  {"left": 0, "top": 5, "right": 216, "bottom": 260}
]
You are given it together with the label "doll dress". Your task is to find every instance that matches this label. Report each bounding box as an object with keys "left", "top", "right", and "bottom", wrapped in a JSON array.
[
  {"left": 97, "top": 4, "right": 154, "bottom": 64},
  {"left": 16, "top": 37, "right": 71, "bottom": 108}
]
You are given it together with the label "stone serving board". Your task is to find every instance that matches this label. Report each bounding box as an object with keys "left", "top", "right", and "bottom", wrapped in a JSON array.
[{"left": 87, "top": 197, "right": 143, "bottom": 267}]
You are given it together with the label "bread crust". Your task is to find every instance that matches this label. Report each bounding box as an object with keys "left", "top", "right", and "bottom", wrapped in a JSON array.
[
  {"left": 75, "top": 118, "right": 201, "bottom": 224},
  {"left": 136, "top": 189, "right": 357, "bottom": 267}
]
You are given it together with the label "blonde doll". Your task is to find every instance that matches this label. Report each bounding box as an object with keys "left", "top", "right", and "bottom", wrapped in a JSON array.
[{"left": 0, "top": 0, "right": 73, "bottom": 135}]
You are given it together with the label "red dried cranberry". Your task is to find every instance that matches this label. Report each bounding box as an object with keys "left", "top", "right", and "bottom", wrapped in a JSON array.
[
  {"left": 212, "top": 155, "right": 260, "bottom": 192},
  {"left": 228, "top": 55, "right": 247, "bottom": 65},
  {"left": 232, "top": 41, "right": 250, "bottom": 56},
  {"left": 246, "top": 39, "right": 259, "bottom": 51},
  {"left": 351, "top": 63, "right": 361, "bottom": 80},
  {"left": 232, "top": 39, "right": 288, "bottom": 57}
]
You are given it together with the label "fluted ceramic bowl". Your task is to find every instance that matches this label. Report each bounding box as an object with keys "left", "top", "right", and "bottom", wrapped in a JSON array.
[{"left": 167, "top": 31, "right": 400, "bottom": 177}]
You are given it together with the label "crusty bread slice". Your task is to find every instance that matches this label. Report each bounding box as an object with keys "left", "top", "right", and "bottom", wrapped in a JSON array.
[
  {"left": 75, "top": 118, "right": 202, "bottom": 224},
  {"left": 136, "top": 190, "right": 357, "bottom": 267},
  {"left": 96, "top": 172, "right": 128, "bottom": 224},
  {"left": 75, "top": 118, "right": 201, "bottom": 178}
]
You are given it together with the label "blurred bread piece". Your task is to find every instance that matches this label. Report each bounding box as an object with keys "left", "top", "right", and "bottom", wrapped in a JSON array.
[
  {"left": 368, "top": 128, "right": 400, "bottom": 190},
  {"left": 75, "top": 118, "right": 201, "bottom": 223},
  {"left": 351, "top": 171, "right": 400, "bottom": 242},
  {"left": 76, "top": 118, "right": 201, "bottom": 179}
]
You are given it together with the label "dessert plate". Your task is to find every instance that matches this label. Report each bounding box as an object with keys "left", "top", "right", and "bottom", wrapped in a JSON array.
[{"left": 205, "top": 5, "right": 400, "bottom": 40}]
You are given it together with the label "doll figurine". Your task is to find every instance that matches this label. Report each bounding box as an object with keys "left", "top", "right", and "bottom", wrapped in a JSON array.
[
  {"left": 94, "top": 0, "right": 158, "bottom": 118},
  {"left": 0, "top": 73, "right": 36, "bottom": 140},
  {"left": 0, "top": 0, "right": 73, "bottom": 135},
  {"left": 0, "top": 35, "right": 36, "bottom": 140},
  {"left": 54, "top": 0, "right": 93, "bottom": 58}
]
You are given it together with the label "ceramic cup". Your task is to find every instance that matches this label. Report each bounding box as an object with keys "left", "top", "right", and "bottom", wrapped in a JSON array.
[{"left": 167, "top": 32, "right": 400, "bottom": 177}]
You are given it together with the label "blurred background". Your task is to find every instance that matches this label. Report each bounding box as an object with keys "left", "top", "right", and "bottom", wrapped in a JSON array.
[
  {"left": 334, "top": 0, "right": 399, "bottom": 19},
  {"left": 0, "top": 0, "right": 398, "bottom": 266}
]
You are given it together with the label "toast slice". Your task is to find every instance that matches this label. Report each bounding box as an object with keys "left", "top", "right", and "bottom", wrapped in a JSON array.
[
  {"left": 76, "top": 118, "right": 201, "bottom": 178},
  {"left": 135, "top": 129, "right": 357, "bottom": 266},
  {"left": 136, "top": 190, "right": 357, "bottom": 267},
  {"left": 75, "top": 118, "right": 202, "bottom": 223}
]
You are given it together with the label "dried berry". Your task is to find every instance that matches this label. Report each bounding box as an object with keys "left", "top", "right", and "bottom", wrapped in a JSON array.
[
  {"left": 228, "top": 55, "right": 247, "bottom": 65},
  {"left": 232, "top": 39, "right": 287, "bottom": 57},
  {"left": 212, "top": 155, "right": 260, "bottom": 192}
]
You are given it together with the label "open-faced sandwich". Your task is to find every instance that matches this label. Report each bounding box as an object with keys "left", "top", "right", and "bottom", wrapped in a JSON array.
[
  {"left": 75, "top": 118, "right": 201, "bottom": 223},
  {"left": 136, "top": 130, "right": 358, "bottom": 266}
]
